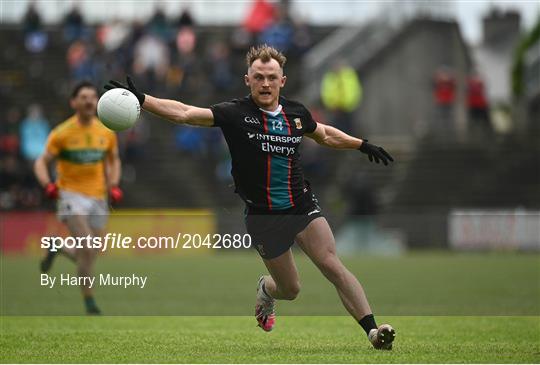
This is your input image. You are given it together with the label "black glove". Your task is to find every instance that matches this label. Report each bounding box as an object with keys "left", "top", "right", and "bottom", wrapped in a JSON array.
[
  {"left": 104, "top": 76, "right": 145, "bottom": 106},
  {"left": 358, "top": 140, "right": 394, "bottom": 165}
]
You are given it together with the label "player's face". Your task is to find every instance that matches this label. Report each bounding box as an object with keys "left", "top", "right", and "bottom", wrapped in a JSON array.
[
  {"left": 245, "top": 58, "right": 286, "bottom": 110},
  {"left": 70, "top": 87, "right": 98, "bottom": 119}
]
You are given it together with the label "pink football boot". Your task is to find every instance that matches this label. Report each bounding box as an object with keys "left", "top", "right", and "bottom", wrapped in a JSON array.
[{"left": 255, "top": 276, "right": 276, "bottom": 332}]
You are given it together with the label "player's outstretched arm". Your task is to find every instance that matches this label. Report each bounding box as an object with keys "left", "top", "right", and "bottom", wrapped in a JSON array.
[
  {"left": 307, "top": 122, "right": 394, "bottom": 165},
  {"left": 104, "top": 77, "right": 214, "bottom": 127},
  {"left": 143, "top": 95, "right": 214, "bottom": 127}
]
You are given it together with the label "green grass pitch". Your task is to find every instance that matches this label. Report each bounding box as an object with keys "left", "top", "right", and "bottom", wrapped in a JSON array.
[
  {"left": 1, "top": 252, "right": 539, "bottom": 363},
  {"left": 1, "top": 316, "right": 539, "bottom": 363}
]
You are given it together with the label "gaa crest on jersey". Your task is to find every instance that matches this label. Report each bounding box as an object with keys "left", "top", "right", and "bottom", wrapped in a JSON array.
[
  {"left": 294, "top": 118, "right": 302, "bottom": 129},
  {"left": 244, "top": 116, "right": 260, "bottom": 124}
]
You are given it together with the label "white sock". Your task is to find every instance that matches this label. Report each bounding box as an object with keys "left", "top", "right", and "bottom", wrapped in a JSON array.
[{"left": 260, "top": 280, "right": 274, "bottom": 301}]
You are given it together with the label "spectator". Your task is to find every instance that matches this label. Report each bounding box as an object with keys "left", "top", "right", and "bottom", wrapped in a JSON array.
[
  {"left": 133, "top": 34, "right": 170, "bottom": 87},
  {"left": 176, "top": 7, "right": 195, "bottom": 29},
  {"left": 170, "top": 26, "right": 197, "bottom": 91},
  {"left": 19, "top": 104, "right": 50, "bottom": 161},
  {"left": 22, "top": 1, "right": 48, "bottom": 53},
  {"left": 63, "top": 5, "right": 87, "bottom": 43},
  {"left": 433, "top": 67, "right": 456, "bottom": 135},
  {"left": 96, "top": 20, "right": 130, "bottom": 52},
  {"left": 208, "top": 41, "right": 234, "bottom": 91},
  {"left": 147, "top": 7, "right": 172, "bottom": 41},
  {"left": 291, "top": 20, "right": 312, "bottom": 56},
  {"left": 243, "top": 0, "right": 275, "bottom": 34},
  {"left": 118, "top": 118, "right": 150, "bottom": 163},
  {"left": 22, "top": 1, "right": 41, "bottom": 34},
  {"left": 66, "top": 40, "right": 97, "bottom": 81},
  {"left": 91, "top": 43, "right": 108, "bottom": 87},
  {"left": 114, "top": 21, "right": 146, "bottom": 80},
  {"left": 174, "top": 126, "right": 206, "bottom": 155},
  {"left": 433, "top": 68, "right": 455, "bottom": 106},
  {"left": 0, "top": 107, "right": 21, "bottom": 157},
  {"left": 0, "top": 155, "right": 44, "bottom": 209},
  {"left": 230, "top": 26, "right": 253, "bottom": 54},
  {"left": 176, "top": 26, "right": 196, "bottom": 56},
  {"left": 127, "top": 20, "right": 146, "bottom": 51},
  {"left": 258, "top": 5, "right": 294, "bottom": 53},
  {"left": 0, "top": 155, "right": 21, "bottom": 210},
  {"left": 320, "top": 60, "right": 362, "bottom": 134},
  {"left": 467, "top": 73, "right": 491, "bottom": 135}
]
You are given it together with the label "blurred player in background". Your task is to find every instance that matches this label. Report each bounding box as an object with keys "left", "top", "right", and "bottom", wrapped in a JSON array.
[
  {"left": 34, "top": 81, "right": 123, "bottom": 315},
  {"left": 106, "top": 45, "right": 395, "bottom": 349}
]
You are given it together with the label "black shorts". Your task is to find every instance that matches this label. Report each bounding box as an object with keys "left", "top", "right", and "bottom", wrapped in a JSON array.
[{"left": 244, "top": 188, "right": 323, "bottom": 259}]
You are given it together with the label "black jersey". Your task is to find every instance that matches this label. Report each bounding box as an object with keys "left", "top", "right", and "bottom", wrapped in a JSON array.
[{"left": 211, "top": 95, "right": 317, "bottom": 211}]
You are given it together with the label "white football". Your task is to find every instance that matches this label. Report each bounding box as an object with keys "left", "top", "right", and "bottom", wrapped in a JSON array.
[{"left": 97, "top": 88, "right": 140, "bottom": 131}]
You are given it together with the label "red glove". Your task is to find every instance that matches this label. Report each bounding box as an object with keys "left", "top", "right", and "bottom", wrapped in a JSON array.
[
  {"left": 44, "top": 182, "right": 59, "bottom": 200},
  {"left": 110, "top": 186, "right": 123, "bottom": 204}
]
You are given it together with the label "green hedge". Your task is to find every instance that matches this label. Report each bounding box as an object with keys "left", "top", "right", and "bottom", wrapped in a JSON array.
[{"left": 512, "top": 15, "right": 540, "bottom": 98}]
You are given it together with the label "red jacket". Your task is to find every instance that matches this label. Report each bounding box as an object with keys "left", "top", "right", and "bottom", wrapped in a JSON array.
[
  {"left": 467, "top": 76, "right": 488, "bottom": 109},
  {"left": 433, "top": 73, "right": 455, "bottom": 105}
]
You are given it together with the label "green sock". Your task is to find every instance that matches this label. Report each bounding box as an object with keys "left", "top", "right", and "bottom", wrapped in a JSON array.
[{"left": 84, "top": 296, "right": 98, "bottom": 310}]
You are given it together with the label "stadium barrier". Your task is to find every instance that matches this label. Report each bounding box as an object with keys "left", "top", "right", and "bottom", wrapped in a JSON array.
[{"left": 449, "top": 209, "right": 540, "bottom": 250}]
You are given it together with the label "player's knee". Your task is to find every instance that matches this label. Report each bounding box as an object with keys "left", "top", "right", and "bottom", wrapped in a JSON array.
[
  {"left": 77, "top": 247, "right": 96, "bottom": 263},
  {"left": 281, "top": 281, "right": 301, "bottom": 300}
]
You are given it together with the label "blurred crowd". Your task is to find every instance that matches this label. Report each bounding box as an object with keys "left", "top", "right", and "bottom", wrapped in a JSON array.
[
  {"left": 432, "top": 66, "right": 492, "bottom": 138},
  {"left": 3, "top": 0, "right": 320, "bottom": 210},
  {"left": 21, "top": 0, "right": 313, "bottom": 93},
  {"left": 5, "top": 0, "right": 501, "bottom": 212},
  {"left": 1, "top": 105, "right": 49, "bottom": 209}
]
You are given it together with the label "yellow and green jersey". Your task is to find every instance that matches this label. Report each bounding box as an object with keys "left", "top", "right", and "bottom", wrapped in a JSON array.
[{"left": 46, "top": 115, "right": 117, "bottom": 199}]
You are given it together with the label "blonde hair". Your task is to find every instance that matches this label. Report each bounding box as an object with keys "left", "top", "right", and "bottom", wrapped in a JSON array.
[{"left": 246, "top": 44, "right": 287, "bottom": 69}]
